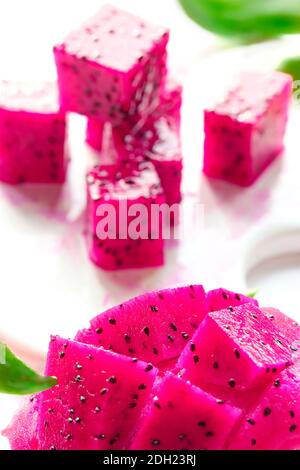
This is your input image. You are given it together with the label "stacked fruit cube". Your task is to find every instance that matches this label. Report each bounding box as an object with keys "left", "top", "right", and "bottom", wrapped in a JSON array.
[{"left": 0, "top": 5, "right": 183, "bottom": 271}]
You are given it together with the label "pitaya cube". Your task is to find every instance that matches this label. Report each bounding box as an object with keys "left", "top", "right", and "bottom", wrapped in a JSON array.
[
  {"left": 76, "top": 285, "right": 207, "bottom": 365},
  {"left": 203, "top": 72, "right": 292, "bottom": 186},
  {"left": 54, "top": 5, "right": 169, "bottom": 126},
  {"left": 0, "top": 82, "right": 67, "bottom": 184},
  {"left": 207, "top": 288, "right": 258, "bottom": 312},
  {"left": 86, "top": 118, "right": 105, "bottom": 152},
  {"left": 176, "top": 304, "right": 292, "bottom": 393},
  {"left": 86, "top": 160, "right": 165, "bottom": 270},
  {"left": 131, "top": 373, "right": 241, "bottom": 450},
  {"left": 37, "top": 336, "right": 158, "bottom": 450},
  {"left": 158, "top": 79, "right": 182, "bottom": 125},
  {"left": 114, "top": 82, "right": 183, "bottom": 207},
  {"left": 228, "top": 362, "right": 300, "bottom": 450},
  {"left": 263, "top": 307, "right": 300, "bottom": 351}
]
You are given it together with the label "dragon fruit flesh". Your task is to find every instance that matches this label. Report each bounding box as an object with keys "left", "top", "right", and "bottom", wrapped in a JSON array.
[
  {"left": 86, "top": 118, "right": 105, "bottom": 152},
  {"left": 176, "top": 304, "right": 292, "bottom": 397},
  {"left": 5, "top": 285, "right": 300, "bottom": 450},
  {"left": 203, "top": 72, "right": 292, "bottom": 186},
  {"left": 86, "top": 159, "right": 165, "bottom": 270},
  {"left": 54, "top": 5, "right": 169, "bottom": 126},
  {"left": 0, "top": 82, "right": 67, "bottom": 184},
  {"left": 3, "top": 396, "right": 39, "bottom": 450},
  {"left": 131, "top": 372, "right": 241, "bottom": 450},
  {"left": 37, "top": 336, "right": 158, "bottom": 450},
  {"left": 85, "top": 79, "right": 183, "bottom": 208},
  {"left": 227, "top": 362, "right": 300, "bottom": 450},
  {"left": 76, "top": 285, "right": 207, "bottom": 365},
  {"left": 207, "top": 288, "right": 258, "bottom": 312}
]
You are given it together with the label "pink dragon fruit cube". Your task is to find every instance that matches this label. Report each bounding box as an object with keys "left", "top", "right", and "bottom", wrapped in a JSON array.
[
  {"left": 0, "top": 82, "right": 67, "bottom": 184},
  {"left": 86, "top": 160, "right": 165, "bottom": 270},
  {"left": 203, "top": 72, "right": 292, "bottom": 186},
  {"left": 54, "top": 5, "right": 169, "bottom": 126}
]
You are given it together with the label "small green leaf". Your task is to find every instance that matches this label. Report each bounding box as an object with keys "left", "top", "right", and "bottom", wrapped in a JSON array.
[
  {"left": 246, "top": 289, "right": 259, "bottom": 299},
  {"left": 178, "top": 0, "right": 300, "bottom": 41},
  {"left": 0, "top": 342, "right": 57, "bottom": 395},
  {"left": 279, "top": 56, "right": 300, "bottom": 81}
]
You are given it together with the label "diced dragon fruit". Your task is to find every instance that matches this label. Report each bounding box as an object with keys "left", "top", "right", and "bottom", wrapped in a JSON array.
[
  {"left": 176, "top": 304, "right": 292, "bottom": 400},
  {"left": 37, "top": 336, "right": 158, "bottom": 450},
  {"left": 131, "top": 373, "right": 241, "bottom": 450},
  {"left": 203, "top": 72, "right": 292, "bottom": 186},
  {"left": 0, "top": 81, "right": 67, "bottom": 184},
  {"left": 54, "top": 5, "right": 169, "bottom": 126},
  {"left": 227, "top": 362, "right": 300, "bottom": 450},
  {"left": 76, "top": 285, "right": 207, "bottom": 365},
  {"left": 86, "top": 159, "right": 165, "bottom": 270},
  {"left": 207, "top": 288, "right": 258, "bottom": 312}
]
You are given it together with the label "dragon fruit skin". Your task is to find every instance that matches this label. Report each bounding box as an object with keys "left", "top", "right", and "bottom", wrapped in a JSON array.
[
  {"left": 0, "top": 82, "right": 67, "bottom": 184},
  {"left": 131, "top": 372, "right": 241, "bottom": 450},
  {"left": 176, "top": 304, "right": 292, "bottom": 398},
  {"left": 203, "top": 72, "right": 292, "bottom": 186},
  {"left": 207, "top": 288, "right": 258, "bottom": 312},
  {"left": 86, "top": 160, "right": 165, "bottom": 270},
  {"left": 36, "top": 336, "right": 158, "bottom": 450},
  {"left": 54, "top": 5, "right": 169, "bottom": 126},
  {"left": 76, "top": 285, "right": 207, "bottom": 366},
  {"left": 3, "top": 396, "right": 39, "bottom": 450}
]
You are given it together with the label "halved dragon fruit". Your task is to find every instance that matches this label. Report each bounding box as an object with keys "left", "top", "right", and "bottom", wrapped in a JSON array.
[
  {"left": 54, "top": 5, "right": 169, "bottom": 126},
  {"left": 176, "top": 304, "right": 292, "bottom": 397},
  {"left": 37, "top": 336, "right": 158, "bottom": 450},
  {"left": 203, "top": 72, "right": 292, "bottom": 186},
  {"left": 0, "top": 82, "right": 67, "bottom": 184},
  {"left": 76, "top": 285, "right": 207, "bottom": 365},
  {"left": 131, "top": 372, "right": 241, "bottom": 450},
  {"left": 86, "top": 159, "right": 165, "bottom": 270},
  {"left": 5, "top": 285, "right": 300, "bottom": 450}
]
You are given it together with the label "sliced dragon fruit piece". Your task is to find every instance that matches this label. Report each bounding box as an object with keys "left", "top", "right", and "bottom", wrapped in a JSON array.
[
  {"left": 131, "top": 372, "right": 241, "bottom": 450},
  {"left": 76, "top": 285, "right": 207, "bottom": 365},
  {"left": 204, "top": 72, "right": 292, "bottom": 186},
  {"left": 86, "top": 159, "right": 165, "bottom": 270},
  {"left": 54, "top": 5, "right": 169, "bottom": 126},
  {"left": 207, "top": 288, "right": 258, "bottom": 312},
  {"left": 263, "top": 308, "right": 300, "bottom": 366},
  {"left": 86, "top": 119, "right": 104, "bottom": 152},
  {"left": 227, "top": 362, "right": 300, "bottom": 450},
  {"left": 37, "top": 336, "right": 158, "bottom": 450},
  {"left": 0, "top": 81, "right": 67, "bottom": 184},
  {"left": 176, "top": 304, "right": 292, "bottom": 396},
  {"left": 3, "top": 396, "right": 39, "bottom": 450}
]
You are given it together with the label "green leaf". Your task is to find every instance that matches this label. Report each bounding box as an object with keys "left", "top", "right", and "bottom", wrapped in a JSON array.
[
  {"left": 246, "top": 289, "right": 259, "bottom": 299},
  {"left": 178, "top": 0, "right": 300, "bottom": 41},
  {"left": 279, "top": 56, "right": 300, "bottom": 81},
  {"left": 0, "top": 342, "right": 57, "bottom": 395}
]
